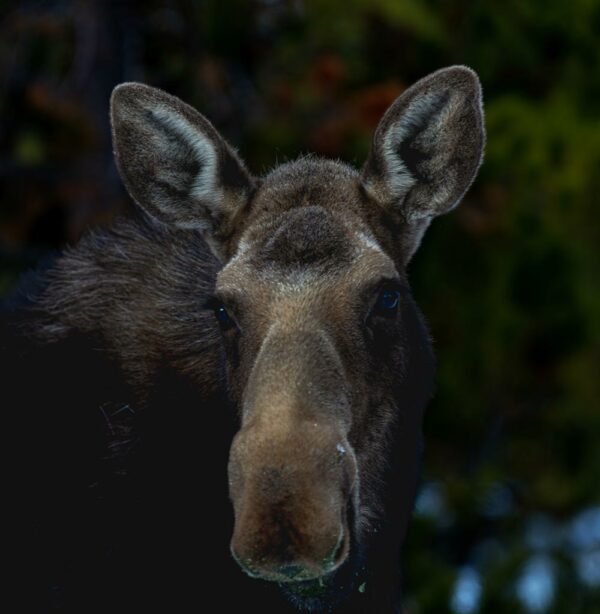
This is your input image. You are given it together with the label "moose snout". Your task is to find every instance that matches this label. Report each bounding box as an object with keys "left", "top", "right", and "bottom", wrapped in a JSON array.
[
  {"left": 231, "top": 510, "right": 347, "bottom": 582},
  {"left": 228, "top": 424, "right": 356, "bottom": 583}
]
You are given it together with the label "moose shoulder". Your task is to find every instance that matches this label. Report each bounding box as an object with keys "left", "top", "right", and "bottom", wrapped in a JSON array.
[{"left": 8, "top": 66, "right": 484, "bottom": 612}]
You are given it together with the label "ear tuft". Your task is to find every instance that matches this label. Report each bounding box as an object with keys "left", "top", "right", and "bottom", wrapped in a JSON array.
[{"left": 362, "top": 65, "right": 485, "bottom": 224}]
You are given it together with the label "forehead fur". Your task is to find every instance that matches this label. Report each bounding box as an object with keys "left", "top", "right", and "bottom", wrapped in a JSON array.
[
  {"left": 219, "top": 156, "right": 396, "bottom": 290},
  {"left": 248, "top": 156, "right": 364, "bottom": 222},
  {"left": 259, "top": 206, "right": 353, "bottom": 269}
]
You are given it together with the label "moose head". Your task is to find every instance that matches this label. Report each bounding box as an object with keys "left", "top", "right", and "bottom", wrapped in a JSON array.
[{"left": 109, "top": 66, "right": 485, "bottom": 604}]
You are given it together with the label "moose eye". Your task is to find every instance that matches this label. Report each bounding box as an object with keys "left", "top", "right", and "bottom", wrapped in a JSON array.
[
  {"left": 372, "top": 287, "right": 401, "bottom": 318},
  {"left": 214, "top": 305, "right": 235, "bottom": 330},
  {"left": 203, "top": 296, "right": 238, "bottom": 332}
]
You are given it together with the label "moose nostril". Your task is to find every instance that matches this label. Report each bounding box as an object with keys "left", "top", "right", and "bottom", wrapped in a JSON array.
[
  {"left": 331, "top": 535, "right": 344, "bottom": 563},
  {"left": 324, "top": 526, "right": 347, "bottom": 569}
]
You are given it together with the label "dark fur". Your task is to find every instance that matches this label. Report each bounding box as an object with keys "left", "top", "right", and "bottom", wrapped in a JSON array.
[{"left": 7, "top": 66, "right": 484, "bottom": 612}]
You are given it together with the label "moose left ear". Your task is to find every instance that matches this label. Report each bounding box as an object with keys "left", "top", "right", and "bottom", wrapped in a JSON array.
[
  {"left": 111, "top": 83, "right": 255, "bottom": 261},
  {"left": 362, "top": 66, "right": 485, "bottom": 262}
]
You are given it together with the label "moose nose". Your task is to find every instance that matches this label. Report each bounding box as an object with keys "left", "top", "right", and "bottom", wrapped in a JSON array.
[
  {"left": 232, "top": 532, "right": 345, "bottom": 582},
  {"left": 231, "top": 516, "right": 348, "bottom": 582},
  {"left": 227, "top": 419, "right": 357, "bottom": 584}
]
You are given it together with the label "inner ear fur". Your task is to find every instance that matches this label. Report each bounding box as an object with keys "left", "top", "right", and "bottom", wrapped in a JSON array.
[
  {"left": 362, "top": 65, "right": 485, "bottom": 261},
  {"left": 110, "top": 83, "right": 254, "bottom": 259}
]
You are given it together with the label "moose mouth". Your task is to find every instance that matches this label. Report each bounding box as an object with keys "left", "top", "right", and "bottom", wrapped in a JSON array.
[
  {"left": 276, "top": 562, "right": 343, "bottom": 614},
  {"left": 276, "top": 529, "right": 362, "bottom": 611},
  {"left": 279, "top": 573, "right": 334, "bottom": 597}
]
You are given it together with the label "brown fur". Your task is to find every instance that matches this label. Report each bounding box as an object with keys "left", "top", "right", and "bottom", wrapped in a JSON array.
[{"left": 29, "top": 66, "right": 485, "bottom": 610}]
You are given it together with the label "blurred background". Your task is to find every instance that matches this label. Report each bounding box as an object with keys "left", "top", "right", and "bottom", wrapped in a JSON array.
[{"left": 1, "top": 1, "right": 598, "bottom": 612}]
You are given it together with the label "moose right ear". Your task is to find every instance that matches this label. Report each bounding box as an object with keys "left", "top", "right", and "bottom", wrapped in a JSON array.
[
  {"left": 110, "top": 83, "right": 254, "bottom": 261},
  {"left": 362, "top": 66, "right": 485, "bottom": 264}
]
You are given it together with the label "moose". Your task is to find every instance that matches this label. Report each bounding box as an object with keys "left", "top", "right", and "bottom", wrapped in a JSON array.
[{"left": 5, "top": 66, "right": 484, "bottom": 612}]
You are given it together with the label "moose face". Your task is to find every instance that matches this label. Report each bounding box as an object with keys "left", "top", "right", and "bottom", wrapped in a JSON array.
[
  {"left": 110, "top": 66, "right": 484, "bottom": 587},
  {"left": 217, "top": 196, "right": 402, "bottom": 581}
]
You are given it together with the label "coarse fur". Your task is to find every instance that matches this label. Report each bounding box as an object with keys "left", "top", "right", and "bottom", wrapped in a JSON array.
[{"left": 6, "top": 66, "right": 485, "bottom": 612}]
